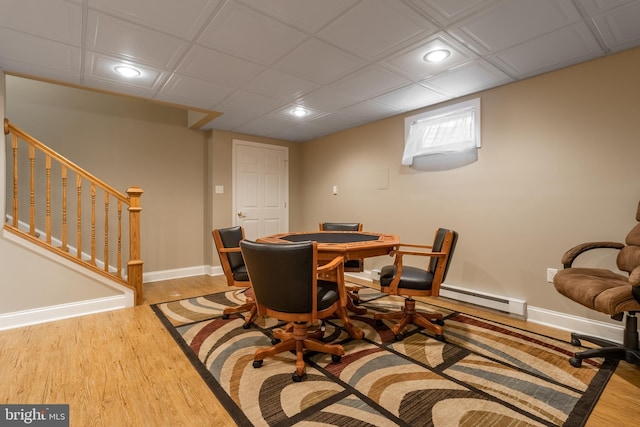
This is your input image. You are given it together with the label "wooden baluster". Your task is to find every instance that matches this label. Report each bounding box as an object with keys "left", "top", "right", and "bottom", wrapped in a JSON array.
[
  {"left": 127, "top": 187, "right": 144, "bottom": 305},
  {"left": 76, "top": 175, "right": 82, "bottom": 259},
  {"left": 91, "top": 183, "right": 96, "bottom": 265},
  {"left": 46, "top": 156, "right": 51, "bottom": 244},
  {"left": 62, "top": 166, "right": 67, "bottom": 251},
  {"left": 104, "top": 193, "right": 109, "bottom": 273},
  {"left": 11, "top": 134, "right": 18, "bottom": 228},
  {"left": 29, "top": 145, "right": 35, "bottom": 235},
  {"left": 117, "top": 201, "right": 122, "bottom": 278}
]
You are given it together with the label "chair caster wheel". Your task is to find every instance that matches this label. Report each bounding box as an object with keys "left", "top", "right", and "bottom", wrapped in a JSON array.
[
  {"left": 395, "top": 334, "right": 404, "bottom": 341},
  {"left": 432, "top": 319, "right": 444, "bottom": 326},
  {"left": 222, "top": 314, "right": 230, "bottom": 320},
  {"left": 253, "top": 360, "right": 263, "bottom": 369},
  {"left": 435, "top": 334, "right": 445, "bottom": 342},
  {"left": 292, "top": 373, "right": 306, "bottom": 382},
  {"left": 569, "top": 356, "right": 582, "bottom": 368},
  {"left": 242, "top": 322, "right": 251, "bottom": 329},
  {"left": 331, "top": 354, "right": 342, "bottom": 363},
  {"left": 271, "top": 338, "right": 280, "bottom": 345},
  {"left": 375, "top": 319, "right": 384, "bottom": 327},
  {"left": 571, "top": 337, "right": 581, "bottom": 346}
]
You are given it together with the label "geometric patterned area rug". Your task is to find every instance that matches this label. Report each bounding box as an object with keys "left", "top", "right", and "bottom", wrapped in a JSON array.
[{"left": 151, "top": 285, "right": 617, "bottom": 427}]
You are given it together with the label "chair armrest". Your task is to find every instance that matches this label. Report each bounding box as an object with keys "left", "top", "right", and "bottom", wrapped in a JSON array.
[
  {"left": 629, "top": 265, "right": 640, "bottom": 287},
  {"left": 387, "top": 244, "right": 446, "bottom": 294},
  {"left": 317, "top": 256, "right": 347, "bottom": 305},
  {"left": 561, "top": 241, "right": 624, "bottom": 268},
  {"left": 218, "top": 246, "right": 241, "bottom": 254}
]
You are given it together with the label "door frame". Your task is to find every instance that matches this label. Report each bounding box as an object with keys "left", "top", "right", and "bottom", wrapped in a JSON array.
[{"left": 231, "top": 139, "right": 289, "bottom": 233}]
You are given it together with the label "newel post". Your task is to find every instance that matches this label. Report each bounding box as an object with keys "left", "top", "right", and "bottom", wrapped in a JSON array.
[{"left": 127, "top": 186, "right": 144, "bottom": 305}]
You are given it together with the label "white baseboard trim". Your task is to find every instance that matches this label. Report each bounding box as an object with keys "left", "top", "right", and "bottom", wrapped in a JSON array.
[
  {"left": 143, "top": 265, "right": 217, "bottom": 282},
  {"left": 0, "top": 295, "right": 129, "bottom": 331},
  {"left": 527, "top": 306, "right": 624, "bottom": 344}
]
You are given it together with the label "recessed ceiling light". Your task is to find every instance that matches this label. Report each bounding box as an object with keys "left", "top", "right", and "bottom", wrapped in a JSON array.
[
  {"left": 114, "top": 65, "right": 141, "bottom": 77},
  {"left": 423, "top": 49, "right": 451, "bottom": 63},
  {"left": 290, "top": 107, "right": 309, "bottom": 117}
]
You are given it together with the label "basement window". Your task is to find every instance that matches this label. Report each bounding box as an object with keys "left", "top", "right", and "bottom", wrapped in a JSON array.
[{"left": 402, "top": 98, "right": 481, "bottom": 170}]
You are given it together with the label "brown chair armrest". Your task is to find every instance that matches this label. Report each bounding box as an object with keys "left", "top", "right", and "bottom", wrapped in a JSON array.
[
  {"left": 317, "top": 256, "right": 347, "bottom": 305},
  {"left": 217, "top": 246, "right": 241, "bottom": 254},
  {"left": 387, "top": 244, "right": 447, "bottom": 294},
  {"left": 561, "top": 241, "right": 624, "bottom": 268}
]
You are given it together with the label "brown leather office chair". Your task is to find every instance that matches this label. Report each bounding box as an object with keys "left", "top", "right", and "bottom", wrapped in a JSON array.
[
  {"left": 374, "top": 228, "right": 458, "bottom": 341},
  {"left": 553, "top": 202, "right": 640, "bottom": 367},
  {"left": 212, "top": 226, "right": 256, "bottom": 329},
  {"left": 240, "top": 239, "right": 361, "bottom": 382}
]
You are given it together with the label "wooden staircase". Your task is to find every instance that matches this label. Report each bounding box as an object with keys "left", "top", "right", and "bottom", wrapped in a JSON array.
[{"left": 4, "top": 118, "right": 144, "bottom": 304}]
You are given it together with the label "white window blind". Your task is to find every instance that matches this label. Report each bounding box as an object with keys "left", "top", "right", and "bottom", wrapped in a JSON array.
[{"left": 402, "top": 98, "right": 481, "bottom": 167}]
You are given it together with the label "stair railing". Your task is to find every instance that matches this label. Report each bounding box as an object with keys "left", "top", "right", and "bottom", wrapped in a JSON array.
[{"left": 4, "top": 118, "right": 144, "bottom": 304}]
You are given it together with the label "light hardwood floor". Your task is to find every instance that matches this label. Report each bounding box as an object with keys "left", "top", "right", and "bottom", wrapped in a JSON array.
[{"left": 0, "top": 275, "right": 638, "bottom": 426}]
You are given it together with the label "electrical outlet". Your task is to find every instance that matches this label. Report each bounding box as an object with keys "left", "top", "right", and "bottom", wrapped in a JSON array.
[{"left": 546, "top": 268, "right": 558, "bottom": 283}]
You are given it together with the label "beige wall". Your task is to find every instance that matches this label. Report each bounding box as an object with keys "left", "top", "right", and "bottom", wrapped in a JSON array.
[
  {"left": 5, "top": 76, "right": 210, "bottom": 272},
  {"left": 299, "top": 47, "right": 640, "bottom": 321}
]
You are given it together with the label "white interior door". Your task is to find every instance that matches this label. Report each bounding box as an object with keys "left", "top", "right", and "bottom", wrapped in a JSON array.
[{"left": 232, "top": 140, "right": 288, "bottom": 241}]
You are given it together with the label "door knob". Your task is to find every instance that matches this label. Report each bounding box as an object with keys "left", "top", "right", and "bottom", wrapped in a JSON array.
[{"left": 237, "top": 211, "right": 245, "bottom": 218}]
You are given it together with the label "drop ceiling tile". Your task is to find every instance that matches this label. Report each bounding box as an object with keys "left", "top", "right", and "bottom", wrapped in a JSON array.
[
  {"left": 0, "top": 27, "right": 81, "bottom": 75},
  {"left": 88, "top": 0, "right": 222, "bottom": 39},
  {"left": 84, "top": 52, "right": 165, "bottom": 91},
  {"left": 86, "top": 11, "right": 189, "bottom": 69},
  {"left": 273, "top": 38, "right": 366, "bottom": 84},
  {"left": 490, "top": 22, "right": 602, "bottom": 77},
  {"left": 235, "top": 114, "right": 297, "bottom": 136},
  {"left": 405, "top": 0, "right": 503, "bottom": 26},
  {"left": 295, "top": 87, "right": 365, "bottom": 112},
  {"left": 156, "top": 74, "right": 235, "bottom": 109},
  {"left": 450, "top": 0, "right": 583, "bottom": 54},
  {"left": 382, "top": 32, "right": 478, "bottom": 80},
  {"left": 198, "top": 1, "right": 308, "bottom": 65},
  {"left": 422, "top": 60, "right": 512, "bottom": 96},
  {"left": 201, "top": 107, "right": 262, "bottom": 131},
  {"left": 576, "top": 0, "right": 634, "bottom": 15},
  {"left": 312, "top": 100, "right": 401, "bottom": 131},
  {"left": 591, "top": 1, "right": 640, "bottom": 51},
  {"left": 372, "top": 84, "right": 449, "bottom": 111},
  {"left": 319, "top": 0, "right": 437, "bottom": 59},
  {"left": 177, "top": 45, "right": 265, "bottom": 87},
  {"left": 328, "top": 66, "right": 411, "bottom": 100},
  {"left": 0, "top": 0, "right": 82, "bottom": 45},
  {"left": 236, "top": 0, "right": 359, "bottom": 33},
  {"left": 216, "top": 90, "right": 284, "bottom": 115},
  {"left": 244, "top": 69, "right": 319, "bottom": 100}
]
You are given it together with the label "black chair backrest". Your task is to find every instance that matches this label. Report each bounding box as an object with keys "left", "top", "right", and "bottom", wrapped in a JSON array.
[
  {"left": 217, "top": 226, "right": 245, "bottom": 270},
  {"left": 321, "top": 222, "right": 361, "bottom": 231},
  {"left": 428, "top": 228, "right": 458, "bottom": 282},
  {"left": 241, "top": 240, "right": 315, "bottom": 313}
]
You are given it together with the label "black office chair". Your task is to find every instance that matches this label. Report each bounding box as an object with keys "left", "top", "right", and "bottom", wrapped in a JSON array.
[
  {"left": 374, "top": 228, "right": 458, "bottom": 341},
  {"left": 212, "top": 226, "right": 256, "bottom": 328},
  {"left": 240, "top": 239, "right": 361, "bottom": 382},
  {"left": 553, "top": 201, "right": 640, "bottom": 367}
]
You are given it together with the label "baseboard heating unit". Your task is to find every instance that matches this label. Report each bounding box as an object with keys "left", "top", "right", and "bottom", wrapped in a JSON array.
[{"left": 439, "top": 284, "right": 527, "bottom": 317}]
